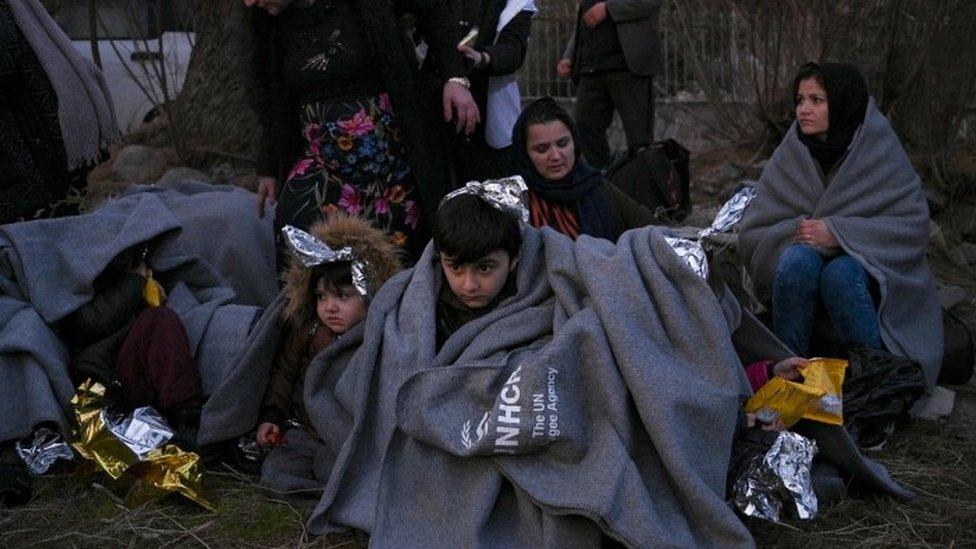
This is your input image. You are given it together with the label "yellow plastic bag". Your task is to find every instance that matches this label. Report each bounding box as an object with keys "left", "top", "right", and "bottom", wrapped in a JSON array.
[
  {"left": 745, "top": 377, "right": 825, "bottom": 428},
  {"left": 800, "top": 358, "right": 848, "bottom": 425},
  {"left": 142, "top": 269, "right": 163, "bottom": 307}
]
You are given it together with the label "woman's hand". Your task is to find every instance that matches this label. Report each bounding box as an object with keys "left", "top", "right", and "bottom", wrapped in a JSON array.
[
  {"left": 773, "top": 357, "right": 808, "bottom": 382},
  {"left": 582, "top": 2, "right": 608, "bottom": 27},
  {"left": 256, "top": 422, "right": 287, "bottom": 447},
  {"left": 457, "top": 44, "right": 490, "bottom": 69},
  {"left": 443, "top": 81, "right": 480, "bottom": 135},
  {"left": 795, "top": 218, "right": 839, "bottom": 249},
  {"left": 256, "top": 176, "right": 278, "bottom": 218}
]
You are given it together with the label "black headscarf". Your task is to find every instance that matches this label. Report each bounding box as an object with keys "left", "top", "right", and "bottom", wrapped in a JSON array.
[
  {"left": 793, "top": 62, "right": 869, "bottom": 175},
  {"left": 510, "top": 97, "right": 619, "bottom": 240}
]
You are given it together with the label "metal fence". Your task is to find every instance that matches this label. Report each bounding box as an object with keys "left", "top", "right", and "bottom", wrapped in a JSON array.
[
  {"left": 517, "top": 2, "right": 576, "bottom": 98},
  {"left": 518, "top": 1, "right": 735, "bottom": 99}
]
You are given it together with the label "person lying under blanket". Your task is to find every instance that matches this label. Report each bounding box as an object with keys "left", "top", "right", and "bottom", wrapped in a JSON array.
[
  {"left": 59, "top": 243, "right": 202, "bottom": 448},
  {"left": 303, "top": 177, "right": 757, "bottom": 546}
]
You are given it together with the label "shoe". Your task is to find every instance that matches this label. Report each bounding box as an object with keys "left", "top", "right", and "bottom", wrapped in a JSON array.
[{"left": 859, "top": 420, "right": 896, "bottom": 452}]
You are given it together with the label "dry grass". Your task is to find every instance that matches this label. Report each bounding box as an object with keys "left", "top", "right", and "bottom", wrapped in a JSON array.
[
  {"left": 3, "top": 390, "right": 974, "bottom": 548},
  {"left": 0, "top": 466, "right": 360, "bottom": 548},
  {"left": 750, "top": 399, "right": 976, "bottom": 547}
]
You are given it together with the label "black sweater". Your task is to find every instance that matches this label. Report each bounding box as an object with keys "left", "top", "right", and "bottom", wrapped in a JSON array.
[
  {"left": 61, "top": 272, "right": 146, "bottom": 386},
  {"left": 424, "top": 0, "right": 532, "bottom": 146}
]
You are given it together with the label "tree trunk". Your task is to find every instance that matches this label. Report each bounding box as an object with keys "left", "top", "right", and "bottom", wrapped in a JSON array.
[{"left": 171, "top": 0, "right": 260, "bottom": 169}]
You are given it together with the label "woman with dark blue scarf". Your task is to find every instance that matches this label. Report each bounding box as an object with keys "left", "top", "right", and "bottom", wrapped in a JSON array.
[{"left": 510, "top": 97, "right": 660, "bottom": 240}]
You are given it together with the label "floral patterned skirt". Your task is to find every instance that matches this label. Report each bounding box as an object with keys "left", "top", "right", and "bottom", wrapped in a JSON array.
[{"left": 275, "top": 93, "right": 419, "bottom": 258}]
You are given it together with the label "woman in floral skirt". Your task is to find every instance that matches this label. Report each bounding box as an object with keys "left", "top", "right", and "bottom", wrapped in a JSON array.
[
  {"left": 247, "top": 0, "right": 479, "bottom": 267},
  {"left": 283, "top": 95, "right": 420, "bottom": 249}
]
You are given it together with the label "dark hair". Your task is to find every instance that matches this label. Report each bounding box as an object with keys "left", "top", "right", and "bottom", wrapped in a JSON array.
[
  {"left": 792, "top": 62, "right": 825, "bottom": 104},
  {"left": 310, "top": 261, "right": 354, "bottom": 295},
  {"left": 434, "top": 194, "right": 522, "bottom": 264},
  {"left": 790, "top": 61, "right": 869, "bottom": 174},
  {"left": 517, "top": 97, "right": 576, "bottom": 144}
]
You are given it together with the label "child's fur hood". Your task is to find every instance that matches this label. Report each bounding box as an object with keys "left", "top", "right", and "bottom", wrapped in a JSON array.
[{"left": 282, "top": 215, "right": 401, "bottom": 328}]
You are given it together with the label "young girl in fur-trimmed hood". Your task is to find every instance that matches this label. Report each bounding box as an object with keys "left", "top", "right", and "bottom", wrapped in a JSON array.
[{"left": 255, "top": 214, "right": 400, "bottom": 488}]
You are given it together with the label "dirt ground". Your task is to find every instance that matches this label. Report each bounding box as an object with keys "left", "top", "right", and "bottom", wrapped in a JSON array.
[{"left": 2, "top": 147, "right": 975, "bottom": 548}]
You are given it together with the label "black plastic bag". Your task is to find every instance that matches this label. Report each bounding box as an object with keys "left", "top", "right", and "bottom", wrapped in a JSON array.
[
  {"left": 605, "top": 139, "right": 691, "bottom": 224},
  {"left": 842, "top": 346, "right": 927, "bottom": 448}
]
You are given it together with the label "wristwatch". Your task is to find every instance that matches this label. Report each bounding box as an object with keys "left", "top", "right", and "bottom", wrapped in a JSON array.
[{"left": 447, "top": 76, "right": 471, "bottom": 89}]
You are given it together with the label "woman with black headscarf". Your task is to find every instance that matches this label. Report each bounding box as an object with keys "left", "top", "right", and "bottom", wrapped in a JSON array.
[
  {"left": 738, "top": 63, "right": 943, "bottom": 384},
  {"left": 793, "top": 62, "right": 869, "bottom": 177},
  {"left": 510, "top": 97, "right": 659, "bottom": 241}
]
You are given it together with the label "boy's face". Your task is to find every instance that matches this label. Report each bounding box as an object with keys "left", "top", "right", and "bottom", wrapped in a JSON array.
[
  {"left": 315, "top": 278, "right": 366, "bottom": 334},
  {"left": 440, "top": 250, "right": 516, "bottom": 309}
]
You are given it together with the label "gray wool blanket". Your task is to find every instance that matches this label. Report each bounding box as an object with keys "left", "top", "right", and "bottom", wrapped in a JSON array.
[
  {"left": 0, "top": 185, "right": 270, "bottom": 442},
  {"left": 123, "top": 181, "right": 278, "bottom": 308},
  {"left": 303, "top": 226, "right": 756, "bottom": 547},
  {"left": 199, "top": 293, "right": 362, "bottom": 498},
  {"left": 197, "top": 294, "right": 287, "bottom": 445},
  {"left": 738, "top": 99, "right": 943, "bottom": 384},
  {"left": 198, "top": 294, "right": 361, "bottom": 450},
  {"left": 197, "top": 224, "right": 912, "bottom": 542}
]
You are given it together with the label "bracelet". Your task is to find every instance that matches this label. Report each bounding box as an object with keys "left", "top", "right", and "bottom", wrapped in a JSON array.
[{"left": 447, "top": 76, "right": 471, "bottom": 89}]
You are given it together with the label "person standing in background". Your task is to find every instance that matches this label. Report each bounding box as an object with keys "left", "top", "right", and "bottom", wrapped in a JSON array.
[
  {"left": 450, "top": 0, "right": 535, "bottom": 182},
  {"left": 556, "top": 0, "right": 661, "bottom": 168},
  {"left": 0, "top": 0, "right": 119, "bottom": 224}
]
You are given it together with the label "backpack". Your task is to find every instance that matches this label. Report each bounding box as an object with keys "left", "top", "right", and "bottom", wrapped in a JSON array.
[{"left": 604, "top": 139, "right": 691, "bottom": 224}]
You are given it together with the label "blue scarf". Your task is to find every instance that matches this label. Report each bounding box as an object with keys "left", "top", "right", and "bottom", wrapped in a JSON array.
[{"left": 511, "top": 99, "right": 619, "bottom": 240}]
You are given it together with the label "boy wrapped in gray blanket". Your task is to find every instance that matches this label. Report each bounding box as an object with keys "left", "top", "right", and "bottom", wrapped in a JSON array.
[
  {"left": 205, "top": 178, "right": 752, "bottom": 545},
  {"left": 314, "top": 178, "right": 755, "bottom": 546},
  {"left": 202, "top": 178, "right": 911, "bottom": 547}
]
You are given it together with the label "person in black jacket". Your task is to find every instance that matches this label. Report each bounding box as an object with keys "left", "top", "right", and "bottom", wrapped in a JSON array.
[
  {"left": 556, "top": 0, "right": 662, "bottom": 168},
  {"left": 443, "top": 0, "right": 535, "bottom": 182}
]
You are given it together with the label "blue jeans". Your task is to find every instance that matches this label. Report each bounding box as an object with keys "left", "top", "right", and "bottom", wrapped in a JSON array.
[{"left": 771, "top": 244, "right": 882, "bottom": 356}]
